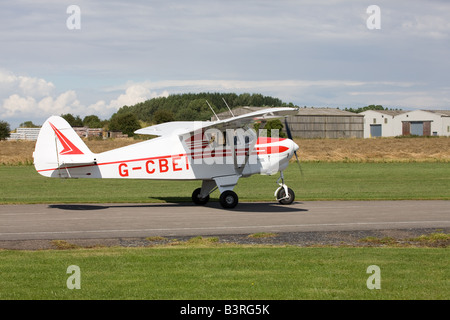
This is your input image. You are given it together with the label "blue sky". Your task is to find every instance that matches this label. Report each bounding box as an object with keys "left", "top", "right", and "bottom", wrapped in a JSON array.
[{"left": 1, "top": 0, "right": 449, "bottom": 128}]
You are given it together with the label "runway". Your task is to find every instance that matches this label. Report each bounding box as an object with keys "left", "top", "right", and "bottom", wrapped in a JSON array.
[{"left": 0, "top": 200, "right": 449, "bottom": 241}]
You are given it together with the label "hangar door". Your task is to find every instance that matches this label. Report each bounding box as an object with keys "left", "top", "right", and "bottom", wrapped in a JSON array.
[
  {"left": 370, "top": 124, "right": 382, "bottom": 137},
  {"left": 402, "top": 121, "right": 431, "bottom": 136},
  {"left": 410, "top": 122, "right": 424, "bottom": 136}
]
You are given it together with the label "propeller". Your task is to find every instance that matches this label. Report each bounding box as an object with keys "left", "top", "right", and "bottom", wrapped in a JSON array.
[{"left": 284, "top": 117, "right": 303, "bottom": 176}]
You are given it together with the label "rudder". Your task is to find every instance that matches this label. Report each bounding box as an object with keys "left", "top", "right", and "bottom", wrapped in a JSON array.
[{"left": 34, "top": 116, "right": 96, "bottom": 177}]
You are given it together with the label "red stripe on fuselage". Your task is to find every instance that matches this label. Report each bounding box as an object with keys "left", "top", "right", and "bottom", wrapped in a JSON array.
[{"left": 37, "top": 143, "right": 290, "bottom": 173}]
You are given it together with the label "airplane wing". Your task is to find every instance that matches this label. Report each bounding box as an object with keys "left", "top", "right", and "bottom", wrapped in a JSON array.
[
  {"left": 210, "top": 106, "right": 299, "bottom": 131},
  {"left": 135, "top": 107, "right": 299, "bottom": 136},
  {"left": 134, "top": 121, "right": 212, "bottom": 136}
]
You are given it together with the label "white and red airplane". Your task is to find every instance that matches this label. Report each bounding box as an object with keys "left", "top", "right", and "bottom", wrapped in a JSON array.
[{"left": 33, "top": 106, "right": 300, "bottom": 208}]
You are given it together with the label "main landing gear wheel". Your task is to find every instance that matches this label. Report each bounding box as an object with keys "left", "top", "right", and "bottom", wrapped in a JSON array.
[
  {"left": 219, "top": 190, "right": 239, "bottom": 209},
  {"left": 277, "top": 187, "right": 295, "bottom": 205},
  {"left": 192, "top": 188, "right": 209, "bottom": 205}
]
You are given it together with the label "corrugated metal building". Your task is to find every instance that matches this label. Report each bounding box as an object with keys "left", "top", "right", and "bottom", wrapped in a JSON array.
[
  {"left": 286, "top": 108, "right": 364, "bottom": 138},
  {"left": 214, "top": 107, "right": 364, "bottom": 138}
]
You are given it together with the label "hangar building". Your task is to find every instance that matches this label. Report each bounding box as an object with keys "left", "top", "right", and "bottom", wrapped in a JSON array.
[
  {"left": 360, "top": 109, "right": 450, "bottom": 138},
  {"left": 214, "top": 107, "right": 364, "bottom": 138},
  {"left": 285, "top": 108, "right": 363, "bottom": 138}
]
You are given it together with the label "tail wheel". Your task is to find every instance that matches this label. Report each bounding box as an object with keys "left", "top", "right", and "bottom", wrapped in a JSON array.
[
  {"left": 192, "top": 188, "right": 209, "bottom": 205},
  {"left": 219, "top": 190, "right": 239, "bottom": 209},
  {"left": 277, "top": 187, "right": 295, "bottom": 205}
]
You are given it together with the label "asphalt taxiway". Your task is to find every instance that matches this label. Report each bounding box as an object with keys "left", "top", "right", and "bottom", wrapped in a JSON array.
[{"left": 0, "top": 200, "right": 449, "bottom": 241}]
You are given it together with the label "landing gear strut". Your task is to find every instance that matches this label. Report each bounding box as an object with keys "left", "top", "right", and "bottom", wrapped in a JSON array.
[
  {"left": 275, "top": 171, "right": 295, "bottom": 205},
  {"left": 192, "top": 187, "right": 239, "bottom": 209},
  {"left": 192, "top": 178, "right": 240, "bottom": 209}
]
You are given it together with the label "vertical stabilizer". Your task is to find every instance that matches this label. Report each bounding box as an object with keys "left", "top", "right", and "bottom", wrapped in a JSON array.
[{"left": 34, "top": 116, "right": 96, "bottom": 177}]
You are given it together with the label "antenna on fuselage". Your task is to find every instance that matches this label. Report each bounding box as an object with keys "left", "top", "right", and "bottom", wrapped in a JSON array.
[
  {"left": 206, "top": 100, "right": 220, "bottom": 121},
  {"left": 222, "top": 98, "right": 235, "bottom": 118}
]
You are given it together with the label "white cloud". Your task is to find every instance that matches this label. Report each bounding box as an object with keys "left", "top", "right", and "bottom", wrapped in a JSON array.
[
  {"left": 0, "top": 70, "right": 169, "bottom": 127},
  {"left": 18, "top": 76, "right": 55, "bottom": 98},
  {"left": 0, "top": 70, "right": 55, "bottom": 98},
  {"left": 103, "top": 78, "right": 450, "bottom": 111},
  {"left": 121, "top": 79, "right": 369, "bottom": 93},
  {"left": 0, "top": 70, "right": 81, "bottom": 119},
  {"left": 1, "top": 67, "right": 449, "bottom": 129},
  {"left": 105, "top": 84, "right": 167, "bottom": 110},
  {"left": 2, "top": 95, "right": 36, "bottom": 118},
  {"left": 1, "top": 90, "right": 80, "bottom": 119},
  {"left": 2, "top": 1, "right": 450, "bottom": 102},
  {"left": 349, "top": 90, "right": 450, "bottom": 110},
  {"left": 88, "top": 84, "right": 169, "bottom": 117}
]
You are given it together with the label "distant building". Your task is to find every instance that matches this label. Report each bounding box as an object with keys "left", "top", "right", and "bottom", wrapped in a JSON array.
[
  {"left": 73, "top": 127, "right": 129, "bottom": 139},
  {"left": 213, "top": 107, "right": 364, "bottom": 138},
  {"left": 360, "top": 110, "right": 406, "bottom": 138},
  {"left": 286, "top": 108, "right": 364, "bottom": 138},
  {"left": 7, "top": 127, "right": 41, "bottom": 141},
  {"left": 73, "top": 127, "right": 104, "bottom": 138},
  {"left": 360, "top": 109, "right": 450, "bottom": 137},
  {"left": 107, "top": 131, "right": 129, "bottom": 139},
  {"left": 7, "top": 126, "right": 128, "bottom": 141}
]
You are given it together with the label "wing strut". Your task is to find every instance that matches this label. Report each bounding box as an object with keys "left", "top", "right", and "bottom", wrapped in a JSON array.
[
  {"left": 206, "top": 100, "right": 220, "bottom": 121},
  {"left": 222, "top": 98, "right": 235, "bottom": 118}
]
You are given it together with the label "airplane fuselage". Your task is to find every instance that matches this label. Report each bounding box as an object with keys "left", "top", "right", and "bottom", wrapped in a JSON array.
[
  {"left": 34, "top": 108, "right": 300, "bottom": 208},
  {"left": 38, "top": 133, "right": 297, "bottom": 180}
]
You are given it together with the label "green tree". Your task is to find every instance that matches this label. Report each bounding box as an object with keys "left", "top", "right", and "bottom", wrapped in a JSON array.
[
  {"left": 19, "top": 121, "right": 39, "bottom": 128},
  {"left": 238, "top": 93, "right": 252, "bottom": 106},
  {"left": 0, "top": 120, "right": 11, "bottom": 140},
  {"left": 185, "top": 99, "right": 212, "bottom": 121},
  {"left": 153, "top": 110, "right": 175, "bottom": 124},
  {"left": 254, "top": 119, "right": 286, "bottom": 138},
  {"left": 83, "top": 115, "right": 102, "bottom": 128},
  {"left": 109, "top": 112, "right": 140, "bottom": 137},
  {"left": 61, "top": 114, "right": 83, "bottom": 127},
  {"left": 345, "top": 105, "right": 388, "bottom": 113},
  {"left": 111, "top": 92, "right": 290, "bottom": 124},
  {"left": 176, "top": 107, "right": 198, "bottom": 121}
]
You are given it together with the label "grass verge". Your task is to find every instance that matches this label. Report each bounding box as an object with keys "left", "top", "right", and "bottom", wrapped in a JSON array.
[
  {"left": 1, "top": 162, "right": 449, "bottom": 204},
  {"left": 0, "top": 244, "right": 448, "bottom": 300}
]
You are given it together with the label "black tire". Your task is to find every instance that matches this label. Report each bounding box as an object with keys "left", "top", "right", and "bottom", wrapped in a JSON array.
[
  {"left": 277, "top": 187, "right": 295, "bottom": 205},
  {"left": 219, "top": 190, "right": 239, "bottom": 209},
  {"left": 192, "top": 188, "right": 209, "bottom": 205}
]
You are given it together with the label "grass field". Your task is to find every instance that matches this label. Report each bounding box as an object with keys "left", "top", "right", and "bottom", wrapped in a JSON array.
[
  {"left": 0, "top": 245, "right": 448, "bottom": 300},
  {"left": 1, "top": 137, "right": 449, "bottom": 204},
  {"left": 0, "top": 162, "right": 449, "bottom": 204},
  {"left": 1, "top": 136, "right": 450, "bottom": 165},
  {"left": 1, "top": 138, "right": 449, "bottom": 301}
]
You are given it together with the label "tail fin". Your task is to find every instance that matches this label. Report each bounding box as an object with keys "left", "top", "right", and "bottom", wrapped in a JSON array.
[{"left": 34, "top": 116, "right": 97, "bottom": 177}]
